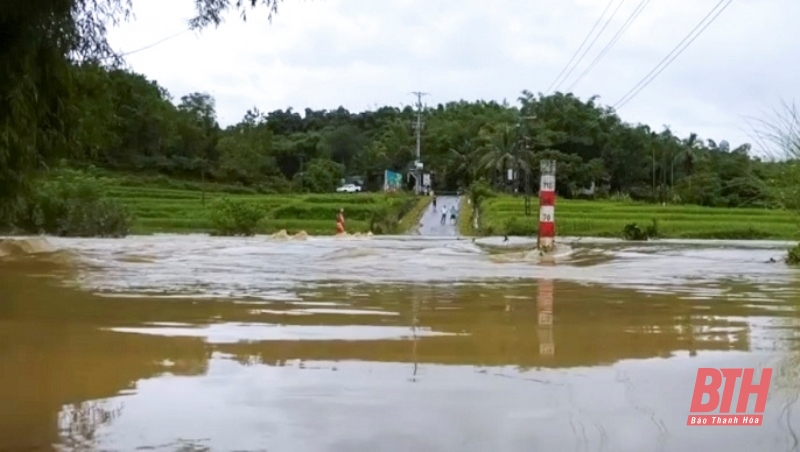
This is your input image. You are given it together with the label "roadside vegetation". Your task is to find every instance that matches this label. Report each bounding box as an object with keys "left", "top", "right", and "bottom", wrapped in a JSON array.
[
  {"left": 12, "top": 166, "right": 132, "bottom": 238},
  {"left": 751, "top": 101, "right": 800, "bottom": 262},
  {"left": 398, "top": 197, "right": 432, "bottom": 235},
  {"left": 457, "top": 198, "right": 476, "bottom": 236}
]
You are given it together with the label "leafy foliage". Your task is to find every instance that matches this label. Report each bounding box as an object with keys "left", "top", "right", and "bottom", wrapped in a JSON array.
[
  {"left": 622, "top": 220, "right": 660, "bottom": 241},
  {"left": 295, "top": 158, "right": 346, "bottom": 193},
  {"left": 466, "top": 179, "right": 496, "bottom": 211},
  {"left": 0, "top": 0, "right": 284, "bottom": 228},
  {"left": 207, "top": 197, "right": 264, "bottom": 236},
  {"left": 368, "top": 196, "right": 418, "bottom": 234},
  {"left": 15, "top": 166, "right": 131, "bottom": 237},
  {"left": 464, "top": 179, "right": 497, "bottom": 234},
  {"left": 787, "top": 243, "right": 800, "bottom": 265}
]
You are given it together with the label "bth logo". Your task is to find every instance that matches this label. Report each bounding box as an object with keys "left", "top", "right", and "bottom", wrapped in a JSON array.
[{"left": 687, "top": 368, "right": 772, "bottom": 426}]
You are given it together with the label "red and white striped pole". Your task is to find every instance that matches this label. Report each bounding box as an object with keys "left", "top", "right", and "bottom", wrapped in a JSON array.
[{"left": 538, "top": 160, "right": 556, "bottom": 251}]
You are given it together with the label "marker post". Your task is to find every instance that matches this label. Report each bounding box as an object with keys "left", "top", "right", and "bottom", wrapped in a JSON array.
[{"left": 538, "top": 160, "right": 556, "bottom": 252}]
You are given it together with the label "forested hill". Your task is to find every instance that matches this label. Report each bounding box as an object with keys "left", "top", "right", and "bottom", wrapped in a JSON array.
[{"left": 48, "top": 63, "right": 778, "bottom": 207}]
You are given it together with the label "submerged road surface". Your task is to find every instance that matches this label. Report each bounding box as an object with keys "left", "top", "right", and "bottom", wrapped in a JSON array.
[
  {"left": 417, "top": 195, "right": 461, "bottom": 236},
  {"left": 1, "top": 235, "right": 800, "bottom": 451}
]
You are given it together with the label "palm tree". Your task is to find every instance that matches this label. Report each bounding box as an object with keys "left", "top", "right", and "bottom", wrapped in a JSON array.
[
  {"left": 476, "top": 124, "right": 537, "bottom": 193},
  {"left": 654, "top": 127, "right": 679, "bottom": 202},
  {"left": 674, "top": 132, "right": 704, "bottom": 187},
  {"left": 707, "top": 139, "right": 730, "bottom": 153},
  {"left": 447, "top": 139, "right": 478, "bottom": 190}
]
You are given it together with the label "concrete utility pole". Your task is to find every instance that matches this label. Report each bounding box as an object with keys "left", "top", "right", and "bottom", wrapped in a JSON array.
[{"left": 409, "top": 91, "right": 429, "bottom": 195}]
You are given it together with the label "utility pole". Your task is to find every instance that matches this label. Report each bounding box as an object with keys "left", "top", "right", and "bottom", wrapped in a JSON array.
[
  {"left": 517, "top": 115, "right": 537, "bottom": 216},
  {"left": 409, "top": 91, "right": 429, "bottom": 195}
]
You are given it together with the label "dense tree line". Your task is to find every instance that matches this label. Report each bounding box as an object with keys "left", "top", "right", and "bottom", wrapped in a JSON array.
[{"left": 42, "top": 62, "right": 784, "bottom": 208}]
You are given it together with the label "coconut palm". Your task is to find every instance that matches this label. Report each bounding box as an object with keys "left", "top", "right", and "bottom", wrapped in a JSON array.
[
  {"left": 475, "top": 124, "right": 537, "bottom": 192},
  {"left": 675, "top": 133, "right": 703, "bottom": 175},
  {"left": 447, "top": 139, "right": 479, "bottom": 189},
  {"left": 673, "top": 133, "right": 705, "bottom": 189}
]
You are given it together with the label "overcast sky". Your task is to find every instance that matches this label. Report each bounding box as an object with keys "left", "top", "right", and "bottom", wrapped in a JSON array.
[{"left": 106, "top": 0, "right": 798, "bottom": 153}]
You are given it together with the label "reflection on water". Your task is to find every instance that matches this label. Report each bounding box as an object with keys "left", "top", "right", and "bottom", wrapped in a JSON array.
[
  {"left": 1, "top": 235, "right": 800, "bottom": 451},
  {"left": 538, "top": 278, "right": 554, "bottom": 356}
]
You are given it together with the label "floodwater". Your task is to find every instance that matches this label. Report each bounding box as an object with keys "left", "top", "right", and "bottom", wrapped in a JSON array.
[{"left": 2, "top": 233, "right": 800, "bottom": 451}]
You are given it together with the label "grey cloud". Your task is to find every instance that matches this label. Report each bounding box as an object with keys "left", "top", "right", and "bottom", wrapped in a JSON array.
[{"left": 106, "top": 0, "right": 800, "bottom": 147}]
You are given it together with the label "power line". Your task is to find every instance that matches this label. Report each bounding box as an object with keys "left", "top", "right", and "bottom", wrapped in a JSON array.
[
  {"left": 613, "top": 0, "right": 734, "bottom": 110},
  {"left": 565, "top": 0, "right": 652, "bottom": 92},
  {"left": 527, "top": 0, "right": 733, "bottom": 151},
  {"left": 545, "top": 0, "right": 615, "bottom": 94},
  {"left": 119, "top": 27, "right": 193, "bottom": 57},
  {"left": 554, "top": 0, "right": 627, "bottom": 93}
]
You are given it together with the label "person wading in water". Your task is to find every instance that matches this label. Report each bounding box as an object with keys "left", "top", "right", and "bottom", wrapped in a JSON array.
[
  {"left": 440, "top": 205, "right": 447, "bottom": 225},
  {"left": 336, "top": 208, "right": 346, "bottom": 235}
]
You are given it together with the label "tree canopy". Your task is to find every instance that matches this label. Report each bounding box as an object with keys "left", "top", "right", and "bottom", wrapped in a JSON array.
[
  {"left": 23, "top": 61, "right": 785, "bottom": 208},
  {"left": 0, "top": 0, "right": 283, "bottom": 222}
]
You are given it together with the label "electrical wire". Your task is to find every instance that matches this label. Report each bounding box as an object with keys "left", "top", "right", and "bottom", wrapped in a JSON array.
[
  {"left": 118, "top": 27, "right": 193, "bottom": 57},
  {"left": 524, "top": 0, "right": 733, "bottom": 152},
  {"left": 612, "top": 0, "right": 734, "bottom": 110},
  {"left": 554, "top": 0, "right": 627, "bottom": 93},
  {"left": 545, "top": 0, "right": 616, "bottom": 94},
  {"left": 565, "top": 0, "right": 652, "bottom": 92}
]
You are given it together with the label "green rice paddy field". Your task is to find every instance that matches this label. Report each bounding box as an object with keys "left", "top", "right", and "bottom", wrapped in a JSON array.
[
  {"left": 472, "top": 196, "right": 799, "bottom": 240},
  {"left": 106, "top": 182, "right": 426, "bottom": 235},
  {"left": 106, "top": 175, "right": 798, "bottom": 239}
]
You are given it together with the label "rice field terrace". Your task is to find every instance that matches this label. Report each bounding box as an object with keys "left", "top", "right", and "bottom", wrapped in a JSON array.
[
  {"left": 476, "top": 196, "right": 800, "bottom": 240},
  {"left": 105, "top": 179, "right": 422, "bottom": 235}
]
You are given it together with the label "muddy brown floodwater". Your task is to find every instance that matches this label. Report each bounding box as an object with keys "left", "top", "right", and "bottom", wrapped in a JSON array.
[{"left": 2, "top": 234, "right": 800, "bottom": 451}]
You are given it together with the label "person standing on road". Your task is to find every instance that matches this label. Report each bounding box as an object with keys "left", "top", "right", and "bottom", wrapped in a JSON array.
[
  {"left": 432, "top": 194, "right": 437, "bottom": 210},
  {"left": 440, "top": 205, "right": 447, "bottom": 225},
  {"left": 336, "top": 208, "right": 346, "bottom": 234},
  {"left": 450, "top": 205, "right": 457, "bottom": 225}
]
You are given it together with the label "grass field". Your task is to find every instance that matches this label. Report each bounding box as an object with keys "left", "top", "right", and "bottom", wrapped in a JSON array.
[
  {"left": 101, "top": 173, "right": 800, "bottom": 240},
  {"left": 477, "top": 196, "right": 800, "bottom": 240},
  {"left": 104, "top": 178, "right": 423, "bottom": 235},
  {"left": 458, "top": 197, "right": 476, "bottom": 236}
]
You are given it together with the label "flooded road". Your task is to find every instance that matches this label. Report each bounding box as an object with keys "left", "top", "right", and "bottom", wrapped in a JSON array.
[{"left": 2, "top": 234, "right": 800, "bottom": 451}]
